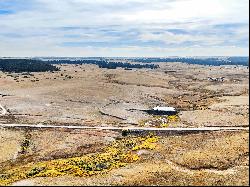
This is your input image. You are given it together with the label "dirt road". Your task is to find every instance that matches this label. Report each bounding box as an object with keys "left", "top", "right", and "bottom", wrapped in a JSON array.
[{"left": 0, "top": 123, "right": 248, "bottom": 132}]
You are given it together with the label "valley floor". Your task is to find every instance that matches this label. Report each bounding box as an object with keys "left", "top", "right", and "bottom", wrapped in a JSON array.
[{"left": 0, "top": 62, "right": 249, "bottom": 186}]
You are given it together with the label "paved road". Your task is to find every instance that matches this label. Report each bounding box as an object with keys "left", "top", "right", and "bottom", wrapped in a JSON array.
[
  {"left": 0, "top": 105, "right": 248, "bottom": 132},
  {"left": 0, "top": 123, "right": 248, "bottom": 132}
]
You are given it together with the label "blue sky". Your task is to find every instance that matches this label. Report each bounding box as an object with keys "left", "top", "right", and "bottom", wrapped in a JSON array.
[{"left": 0, "top": 0, "right": 249, "bottom": 57}]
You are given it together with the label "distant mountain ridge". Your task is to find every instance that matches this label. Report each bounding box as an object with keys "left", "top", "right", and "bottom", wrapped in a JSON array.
[
  {"left": 127, "top": 56, "right": 249, "bottom": 66},
  {"left": 33, "top": 56, "right": 249, "bottom": 66}
]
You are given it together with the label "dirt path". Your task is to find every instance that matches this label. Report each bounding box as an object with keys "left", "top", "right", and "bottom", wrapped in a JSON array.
[
  {"left": 164, "top": 159, "right": 245, "bottom": 175},
  {"left": 0, "top": 104, "right": 7, "bottom": 115}
]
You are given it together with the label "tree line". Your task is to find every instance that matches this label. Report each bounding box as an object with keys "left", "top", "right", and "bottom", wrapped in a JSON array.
[
  {"left": 129, "top": 57, "right": 249, "bottom": 66},
  {"left": 47, "top": 59, "right": 159, "bottom": 69},
  {"left": 0, "top": 59, "right": 159, "bottom": 73},
  {"left": 0, "top": 59, "right": 59, "bottom": 73}
]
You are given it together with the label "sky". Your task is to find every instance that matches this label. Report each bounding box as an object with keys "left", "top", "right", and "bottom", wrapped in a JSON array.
[{"left": 0, "top": 0, "right": 249, "bottom": 57}]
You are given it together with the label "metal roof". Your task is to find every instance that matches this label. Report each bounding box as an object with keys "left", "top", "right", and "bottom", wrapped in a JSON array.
[{"left": 153, "top": 106, "right": 176, "bottom": 112}]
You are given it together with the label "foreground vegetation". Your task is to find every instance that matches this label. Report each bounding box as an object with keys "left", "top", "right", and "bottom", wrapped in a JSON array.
[{"left": 0, "top": 134, "right": 158, "bottom": 186}]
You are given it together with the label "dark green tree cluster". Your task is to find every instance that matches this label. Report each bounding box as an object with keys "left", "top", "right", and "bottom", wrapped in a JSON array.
[
  {"left": 0, "top": 59, "right": 60, "bottom": 73},
  {"left": 48, "top": 59, "right": 159, "bottom": 69}
]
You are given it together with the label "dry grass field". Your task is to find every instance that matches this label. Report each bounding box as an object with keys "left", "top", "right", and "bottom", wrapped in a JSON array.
[{"left": 0, "top": 62, "right": 249, "bottom": 186}]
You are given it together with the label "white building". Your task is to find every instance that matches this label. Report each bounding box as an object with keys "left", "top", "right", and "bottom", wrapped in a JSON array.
[{"left": 153, "top": 106, "right": 176, "bottom": 112}]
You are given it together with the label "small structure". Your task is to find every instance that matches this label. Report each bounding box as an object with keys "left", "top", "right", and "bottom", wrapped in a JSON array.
[
  {"left": 145, "top": 106, "right": 177, "bottom": 115},
  {"left": 207, "top": 77, "right": 225, "bottom": 82},
  {"left": 124, "top": 68, "right": 133, "bottom": 70}
]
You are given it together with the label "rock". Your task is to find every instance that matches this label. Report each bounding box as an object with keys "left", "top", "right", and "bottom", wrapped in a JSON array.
[
  {"left": 137, "top": 150, "right": 151, "bottom": 156},
  {"left": 104, "top": 136, "right": 116, "bottom": 143}
]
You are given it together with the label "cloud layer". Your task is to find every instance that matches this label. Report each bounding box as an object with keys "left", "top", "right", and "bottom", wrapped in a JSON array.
[{"left": 0, "top": 0, "right": 249, "bottom": 56}]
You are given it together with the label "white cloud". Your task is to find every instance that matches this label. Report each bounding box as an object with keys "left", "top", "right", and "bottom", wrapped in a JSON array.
[
  {"left": 138, "top": 31, "right": 226, "bottom": 46},
  {"left": 0, "top": 0, "right": 248, "bottom": 56}
]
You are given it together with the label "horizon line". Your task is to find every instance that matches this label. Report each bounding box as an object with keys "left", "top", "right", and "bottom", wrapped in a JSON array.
[{"left": 0, "top": 55, "right": 249, "bottom": 58}]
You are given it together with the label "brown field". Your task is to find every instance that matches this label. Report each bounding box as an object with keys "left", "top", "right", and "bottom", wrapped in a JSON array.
[{"left": 0, "top": 62, "right": 249, "bottom": 186}]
